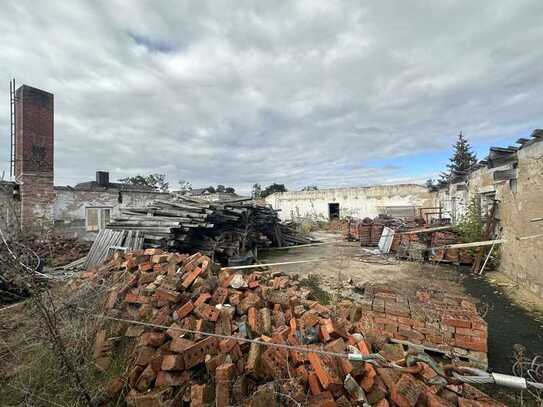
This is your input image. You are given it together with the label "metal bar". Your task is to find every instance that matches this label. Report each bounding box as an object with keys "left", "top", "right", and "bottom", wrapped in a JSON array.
[
  {"left": 221, "top": 258, "right": 325, "bottom": 271},
  {"left": 400, "top": 225, "right": 452, "bottom": 235},
  {"left": 259, "top": 241, "right": 342, "bottom": 251}
]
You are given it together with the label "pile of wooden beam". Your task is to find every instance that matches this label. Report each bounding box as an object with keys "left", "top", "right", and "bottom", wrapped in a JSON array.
[
  {"left": 107, "top": 196, "right": 314, "bottom": 263},
  {"left": 79, "top": 249, "right": 503, "bottom": 407}
]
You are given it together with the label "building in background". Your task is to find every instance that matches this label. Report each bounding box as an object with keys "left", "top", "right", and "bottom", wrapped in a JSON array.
[
  {"left": 265, "top": 184, "right": 433, "bottom": 222},
  {"left": 1, "top": 84, "right": 167, "bottom": 239}
]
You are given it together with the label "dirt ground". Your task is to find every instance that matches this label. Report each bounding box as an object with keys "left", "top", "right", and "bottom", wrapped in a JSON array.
[{"left": 260, "top": 231, "right": 468, "bottom": 300}]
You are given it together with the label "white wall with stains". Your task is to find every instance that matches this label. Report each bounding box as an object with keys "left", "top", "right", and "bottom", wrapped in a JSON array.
[
  {"left": 265, "top": 184, "right": 432, "bottom": 221},
  {"left": 53, "top": 189, "right": 168, "bottom": 239}
]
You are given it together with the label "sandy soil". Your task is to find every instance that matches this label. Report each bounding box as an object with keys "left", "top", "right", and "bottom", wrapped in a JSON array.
[{"left": 259, "top": 231, "right": 468, "bottom": 300}]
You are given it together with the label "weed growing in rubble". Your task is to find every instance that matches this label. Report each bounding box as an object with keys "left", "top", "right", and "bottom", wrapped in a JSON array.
[
  {"left": 454, "top": 197, "right": 484, "bottom": 244},
  {"left": 299, "top": 274, "right": 332, "bottom": 305}
]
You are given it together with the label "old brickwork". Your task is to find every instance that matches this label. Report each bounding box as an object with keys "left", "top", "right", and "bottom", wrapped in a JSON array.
[
  {"left": 0, "top": 181, "right": 20, "bottom": 237},
  {"left": 14, "top": 85, "right": 55, "bottom": 232},
  {"left": 499, "top": 141, "right": 543, "bottom": 299},
  {"left": 433, "top": 133, "right": 543, "bottom": 301}
]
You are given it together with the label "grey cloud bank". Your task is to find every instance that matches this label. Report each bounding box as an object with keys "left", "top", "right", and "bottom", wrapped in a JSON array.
[{"left": 1, "top": 0, "right": 542, "bottom": 193}]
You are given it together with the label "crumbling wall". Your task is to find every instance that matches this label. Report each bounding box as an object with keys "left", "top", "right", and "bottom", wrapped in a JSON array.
[
  {"left": 498, "top": 141, "right": 543, "bottom": 299},
  {"left": 266, "top": 184, "right": 432, "bottom": 221},
  {"left": 0, "top": 182, "right": 20, "bottom": 238},
  {"left": 53, "top": 189, "right": 169, "bottom": 239}
]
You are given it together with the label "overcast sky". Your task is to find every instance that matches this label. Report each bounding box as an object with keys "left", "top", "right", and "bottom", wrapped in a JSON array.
[{"left": 1, "top": 1, "right": 542, "bottom": 193}]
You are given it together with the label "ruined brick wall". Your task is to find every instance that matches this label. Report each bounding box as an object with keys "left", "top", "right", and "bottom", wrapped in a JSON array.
[
  {"left": 356, "top": 286, "right": 488, "bottom": 368},
  {"left": 0, "top": 182, "right": 20, "bottom": 238},
  {"left": 498, "top": 140, "right": 543, "bottom": 299},
  {"left": 14, "top": 85, "right": 55, "bottom": 233}
]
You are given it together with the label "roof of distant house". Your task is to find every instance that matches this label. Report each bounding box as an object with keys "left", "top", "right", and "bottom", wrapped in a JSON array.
[
  {"left": 188, "top": 188, "right": 212, "bottom": 195},
  {"left": 55, "top": 181, "right": 167, "bottom": 193}
]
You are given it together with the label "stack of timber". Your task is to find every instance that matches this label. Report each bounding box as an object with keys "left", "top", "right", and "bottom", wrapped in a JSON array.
[{"left": 107, "top": 196, "right": 314, "bottom": 263}]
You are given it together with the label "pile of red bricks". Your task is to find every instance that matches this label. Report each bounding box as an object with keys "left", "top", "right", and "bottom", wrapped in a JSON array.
[
  {"left": 82, "top": 249, "right": 500, "bottom": 407},
  {"left": 356, "top": 286, "right": 488, "bottom": 368}
]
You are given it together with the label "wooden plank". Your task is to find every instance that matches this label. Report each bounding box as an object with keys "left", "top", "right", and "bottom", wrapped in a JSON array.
[
  {"left": 493, "top": 169, "right": 517, "bottom": 181},
  {"left": 429, "top": 239, "right": 506, "bottom": 251}
]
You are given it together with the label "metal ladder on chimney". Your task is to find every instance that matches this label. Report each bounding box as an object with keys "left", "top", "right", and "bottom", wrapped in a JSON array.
[{"left": 9, "top": 78, "right": 16, "bottom": 178}]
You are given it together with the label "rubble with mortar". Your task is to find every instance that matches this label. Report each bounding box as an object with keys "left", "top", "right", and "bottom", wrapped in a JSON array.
[{"left": 77, "top": 249, "right": 501, "bottom": 407}]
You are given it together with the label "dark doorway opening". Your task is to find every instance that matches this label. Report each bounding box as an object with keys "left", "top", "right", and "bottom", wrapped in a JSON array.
[{"left": 328, "top": 203, "right": 340, "bottom": 220}]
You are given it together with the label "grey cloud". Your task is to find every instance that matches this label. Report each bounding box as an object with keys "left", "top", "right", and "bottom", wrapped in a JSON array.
[{"left": 0, "top": 0, "right": 542, "bottom": 193}]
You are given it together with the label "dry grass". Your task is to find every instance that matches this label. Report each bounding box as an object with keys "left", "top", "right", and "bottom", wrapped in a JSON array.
[{"left": 0, "top": 266, "right": 132, "bottom": 406}]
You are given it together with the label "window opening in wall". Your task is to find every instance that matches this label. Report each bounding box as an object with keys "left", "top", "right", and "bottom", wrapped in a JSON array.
[
  {"left": 86, "top": 207, "right": 112, "bottom": 231},
  {"left": 328, "top": 203, "right": 340, "bottom": 220}
]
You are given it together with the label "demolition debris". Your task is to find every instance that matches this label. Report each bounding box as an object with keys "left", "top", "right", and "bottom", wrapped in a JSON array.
[{"left": 73, "top": 248, "right": 504, "bottom": 406}]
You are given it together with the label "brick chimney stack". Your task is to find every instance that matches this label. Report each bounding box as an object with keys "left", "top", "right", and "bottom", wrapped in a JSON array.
[{"left": 14, "top": 85, "right": 55, "bottom": 232}]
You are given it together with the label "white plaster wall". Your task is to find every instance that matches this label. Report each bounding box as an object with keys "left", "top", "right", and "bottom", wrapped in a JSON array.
[
  {"left": 53, "top": 189, "right": 169, "bottom": 238},
  {"left": 265, "top": 184, "right": 431, "bottom": 221}
]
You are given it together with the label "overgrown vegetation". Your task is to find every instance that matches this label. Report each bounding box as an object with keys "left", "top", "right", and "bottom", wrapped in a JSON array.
[
  {"left": 299, "top": 274, "right": 332, "bottom": 305},
  {"left": 0, "top": 258, "right": 132, "bottom": 406},
  {"left": 454, "top": 197, "right": 484, "bottom": 243}
]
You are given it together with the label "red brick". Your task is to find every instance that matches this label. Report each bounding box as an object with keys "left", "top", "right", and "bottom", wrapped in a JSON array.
[
  {"left": 455, "top": 327, "right": 487, "bottom": 338},
  {"left": 174, "top": 301, "right": 194, "bottom": 319},
  {"left": 307, "top": 352, "right": 342, "bottom": 391},
  {"left": 391, "top": 374, "right": 426, "bottom": 407},
  {"left": 360, "top": 363, "right": 377, "bottom": 392},
  {"left": 150, "top": 307, "right": 171, "bottom": 326},
  {"left": 308, "top": 372, "right": 323, "bottom": 395},
  {"left": 139, "top": 271, "right": 159, "bottom": 285},
  {"left": 443, "top": 313, "right": 472, "bottom": 329},
  {"left": 169, "top": 337, "right": 194, "bottom": 353},
  {"left": 211, "top": 287, "right": 229, "bottom": 305},
  {"left": 125, "top": 293, "right": 149, "bottom": 304},
  {"left": 219, "top": 338, "right": 239, "bottom": 353},
  {"left": 216, "top": 363, "right": 235, "bottom": 407},
  {"left": 261, "top": 347, "right": 289, "bottom": 378},
  {"left": 454, "top": 336, "right": 487, "bottom": 353},
  {"left": 181, "top": 265, "right": 204, "bottom": 289},
  {"left": 426, "top": 392, "right": 454, "bottom": 407},
  {"left": 358, "top": 340, "right": 371, "bottom": 355},
  {"left": 183, "top": 337, "right": 218, "bottom": 369},
  {"left": 139, "top": 332, "right": 166, "bottom": 348},
  {"left": 248, "top": 307, "right": 261, "bottom": 335},
  {"left": 154, "top": 287, "right": 181, "bottom": 303},
  {"left": 193, "top": 303, "right": 220, "bottom": 322},
  {"left": 194, "top": 292, "right": 212, "bottom": 307},
  {"left": 161, "top": 354, "right": 185, "bottom": 371},
  {"left": 191, "top": 383, "right": 215, "bottom": 407},
  {"left": 139, "top": 262, "right": 154, "bottom": 272}
]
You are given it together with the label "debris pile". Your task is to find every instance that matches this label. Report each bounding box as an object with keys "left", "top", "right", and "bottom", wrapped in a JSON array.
[
  {"left": 357, "top": 286, "right": 488, "bottom": 367},
  {"left": 338, "top": 216, "right": 423, "bottom": 247},
  {"left": 0, "top": 235, "right": 90, "bottom": 304},
  {"left": 79, "top": 249, "right": 501, "bottom": 406},
  {"left": 107, "top": 197, "right": 314, "bottom": 264}
]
